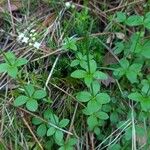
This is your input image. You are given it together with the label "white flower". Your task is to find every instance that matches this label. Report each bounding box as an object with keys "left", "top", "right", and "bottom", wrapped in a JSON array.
[
  {"left": 17, "top": 33, "right": 25, "bottom": 41},
  {"left": 71, "top": 4, "right": 75, "bottom": 9},
  {"left": 30, "top": 29, "right": 36, "bottom": 33},
  {"left": 22, "top": 37, "right": 29, "bottom": 43},
  {"left": 33, "top": 42, "right": 41, "bottom": 49},
  {"left": 29, "top": 43, "right": 33, "bottom": 46},
  {"left": 65, "top": 2, "right": 71, "bottom": 8}
]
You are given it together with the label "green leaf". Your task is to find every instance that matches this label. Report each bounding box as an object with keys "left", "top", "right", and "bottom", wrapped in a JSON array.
[
  {"left": 44, "top": 109, "right": 52, "bottom": 120},
  {"left": 32, "top": 117, "right": 43, "bottom": 125},
  {"left": 120, "top": 59, "right": 129, "bottom": 69},
  {"left": 76, "top": 91, "right": 91, "bottom": 102},
  {"left": 7, "top": 66, "right": 18, "bottom": 78},
  {"left": 93, "top": 71, "right": 107, "bottom": 80},
  {"left": 91, "top": 80, "right": 100, "bottom": 95},
  {"left": 87, "top": 100, "right": 101, "bottom": 113},
  {"left": 140, "top": 97, "right": 150, "bottom": 111},
  {"left": 144, "top": 12, "right": 150, "bottom": 29},
  {"left": 50, "top": 114, "right": 59, "bottom": 124},
  {"left": 116, "top": 12, "right": 126, "bottom": 23},
  {"left": 71, "top": 70, "right": 86, "bottom": 78},
  {"left": 114, "top": 42, "right": 124, "bottom": 54},
  {"left": 15, "top": 58, "right": 28, "bottom": 66},
  {"left": 126, "top": 15, "right": 143, "bottom": 26},
  {"left": 96, "top": 93, "right": 110, "bottom": 104},
  {"left": 0, "top": 63, "right": 8, "bottom": 73},
  {"left": 128, "top": 92, "right": 142, "bottom": 102},
  {"left": 24, "top": 84, "right": 35, "bottom": 97},
  {"left": 87, "top": 115, "right": 98, "bottom": 130},
  {"left": 4, "top": 52, "right": 16, "bottom": 64},
  {"left": 37, "top": 124, "right": 47, "bottom": 137},
  {"left": 59, "top": 119, "right": 69, "bottom": 127},
  {"left": 47, "top": 127, "right": 56, "bottom": 136},
  {"left": 14, "top": 95, "right": 28, "bottom": 106},
  {"left": 89, "top": 60, "right": 97, "bottom": 73},
  {"left": 26, "top": 99, "right": 38, "bottom": 111},
  {"left": 33, "top": 90, "right": 47, "bottom": 99},
  {"left": 70, "top": 60, "right": 79, "bottom": 67},
  {"left": 68, "top": 138, "right": 77, "bottom": 146},
  {"left": 84, "top": 74, "right": 93, "bottom": 87},
  {"left": 96, "top": 111, "right": 109, "bottom": 120},
  {"left": 55, "top": 130, "right": 63, "bottom": 142},
  {"left": 126, "top": 70, "right": 138, "bottom": 83},
  {"left": 140, "top": 40, "right": 150, "bottom": 58}
]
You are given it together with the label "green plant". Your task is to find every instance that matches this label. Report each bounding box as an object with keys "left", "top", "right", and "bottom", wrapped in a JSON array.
[
  {"left": 0, "top": 51, "right": 27, "bottom": 78},
  {"left": 14, "top": 84, "right": 47, "bottom": 111}
]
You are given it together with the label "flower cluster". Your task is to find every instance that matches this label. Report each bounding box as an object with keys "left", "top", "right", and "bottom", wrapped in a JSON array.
[
  {"left": 65, "top": 2, "right": 75, "bottom": 9},
  {"left": 17, "top": 29, "right": 41, "bottom": 49}
]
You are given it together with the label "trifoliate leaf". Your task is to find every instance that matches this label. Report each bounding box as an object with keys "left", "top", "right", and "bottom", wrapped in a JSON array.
[{"left": 26, "top": 99, "right": 38, "bottom": 111}]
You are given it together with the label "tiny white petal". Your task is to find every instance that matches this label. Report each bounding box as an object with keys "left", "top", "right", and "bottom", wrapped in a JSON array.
[
  {"left": 22, "top": 37, "right": 29, "bottom": 43},
  {"left": 29, "top": 34, "right": 33, "bottom": 37},
  {"left": 29, "top": 43, "right": 33, "bottom": 46},
  {"left": 65, "top": 2, "right": 71, "bottom": 8},
  {"left": 17, "top": 33, "right": 25, "bottom": 41},
  {"left": 33, "top": 42, "right": 41, "bottom": 49},
  {"left": 30, "top": 29, "right": 36, "bottom": 33},
  {"left": 71, "top": 4, "right": 75, "bottom": 9}
]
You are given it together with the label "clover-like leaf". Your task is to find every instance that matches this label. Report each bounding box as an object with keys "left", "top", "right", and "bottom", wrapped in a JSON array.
[
  {"left": 71, "top": 70, "right": 86, "bottom": 78},
  {"left": 0, "top": 63, "right": 8, "bottom": 73},
  {"left": 128, "top": 92, "right": 142, "bottom": 102},
  {"left": 33, "top": 90, "right": 47, "bottom": 99},
  {"left": 76, "top": 91, "right": 91, "bottom": 102},
  {"left": 59, "top": 119, "right": 69, "bottom": 128},
  {"left": 15, "top": 58, "right": 28, "bottom": 66},
  {"left": 26, "top": 99, "right": 38, "bottom": 111},
  {"left": 14, "top": 95, "right": 28, "bottom": 106},
  {"left": 96, "top": 93, "right": 110, "bottom": 104},
  {"left": 47, "top": 127, "right": 56, "bottom": 136},
  {"left": 37, "top": 124, "right": 47, "bottom": 137}
]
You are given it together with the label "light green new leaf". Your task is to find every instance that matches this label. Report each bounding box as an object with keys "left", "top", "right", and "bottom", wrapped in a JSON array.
[
  {"left": 119, "top": 59, "right": 129, "bottom": 69},
  {"left": 33, "top": 90, "right": 47, "bottom": 99},
  {"left": 37, "top": 124, "right": 47, "bottom": 137},
  {"left": 4, "top": 51, "right": 16, "bottom": 64},
  {"left": 14, "top": 95, "right": 28, "bottom": 106},
  {"left": 76, "top": 91, "right": 91, "bottom": 102},
  {"left": 91, "top": 80, "right": 100, "bottom": 95},
  {"left": 47, "top": 127, "right": 56, "bottom": 136},
  {"left": 26, "top": 99, "right": 38, "bottom": 111},
  {"left": 71, "top": 70, "right": 86, "bottom": 78}
]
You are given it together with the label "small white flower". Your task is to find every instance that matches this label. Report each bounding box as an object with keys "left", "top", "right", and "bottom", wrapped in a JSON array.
[
  {"left": 29, "top": 33, "right": 33, "bottom": 37},
  {"left": 22, "top": 37, "right": 29, "bottom": 43},
  {"left": 65, "top": 2, "right": 71, "bottom": 8},
  {"left": 30, "top": 29, "right": 36, "bottom": 33},
  {"left": 29, "top": 43, "right": 33, "bottom": 46},
  {"left": 71, "top": 4, "right": 75, "bottom": 9},
  {"left": 17, "top": 33, "right": 25, "bottom": 41},
  {"left": 33, "top": 42, "right": 41, "bottom": 49}
]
